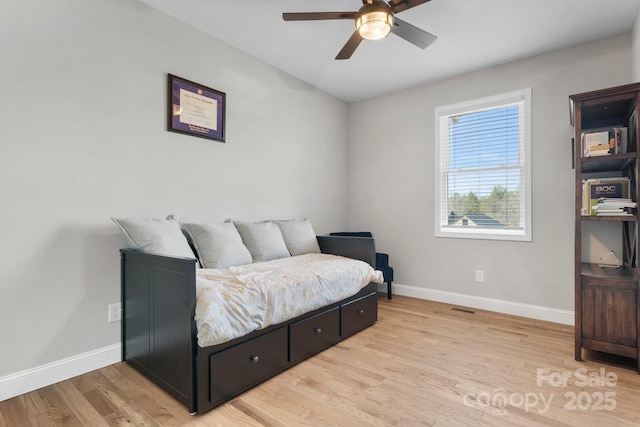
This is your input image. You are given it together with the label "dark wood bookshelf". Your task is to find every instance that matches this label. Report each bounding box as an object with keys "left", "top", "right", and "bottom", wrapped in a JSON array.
[{"left": 571, "top": 82, "right": 640, "bottom": 372}]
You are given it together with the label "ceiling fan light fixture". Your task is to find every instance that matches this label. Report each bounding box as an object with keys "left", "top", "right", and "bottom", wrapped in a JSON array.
[
  {"left": 283, "top": 1, "right": 436, "bottom": 60},
  {"left": 356, "top": 10, "right": 393, "bottom": 40}
]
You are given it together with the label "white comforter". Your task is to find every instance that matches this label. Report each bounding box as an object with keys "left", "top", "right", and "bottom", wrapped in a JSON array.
[{"left": 195, "top": 253, "right": 383, "bottom": 347}]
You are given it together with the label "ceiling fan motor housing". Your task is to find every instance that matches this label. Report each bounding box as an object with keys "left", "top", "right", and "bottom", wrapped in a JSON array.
[{"left": 355, "top": 3, "right": 394, "bottom": 40}]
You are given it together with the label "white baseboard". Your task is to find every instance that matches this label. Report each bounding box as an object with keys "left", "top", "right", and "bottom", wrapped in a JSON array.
[
  {"left": 0, "top": 343, "right": 121, "bottom": 402},
  {"left": 379, "top": 283, "right": 574, "bottom": 325}
]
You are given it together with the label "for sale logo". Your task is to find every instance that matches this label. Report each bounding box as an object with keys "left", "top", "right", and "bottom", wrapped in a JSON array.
[{"left": 462, "top": 367, "right": 617, "bottom": 416}]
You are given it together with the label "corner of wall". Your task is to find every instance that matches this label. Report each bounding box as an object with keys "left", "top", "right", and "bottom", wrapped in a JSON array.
[{"left": 632, "top": 7, "right": 640, "bottom": 81}]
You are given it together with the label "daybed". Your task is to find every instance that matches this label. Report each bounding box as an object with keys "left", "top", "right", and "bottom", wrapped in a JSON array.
[{"left": 115, "top": 218, "right": 383, "bottom": 414}]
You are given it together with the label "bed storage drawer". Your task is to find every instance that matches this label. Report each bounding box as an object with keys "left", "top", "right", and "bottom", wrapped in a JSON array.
[
  {"left": 341, "top": 292, "right": 377, "bottom": 338},
  {"left": 208, "top": 326, "right": 288, "bottom": 406},
  {"left": 289, "top": 307, "right": 340, "bottom": 364}
]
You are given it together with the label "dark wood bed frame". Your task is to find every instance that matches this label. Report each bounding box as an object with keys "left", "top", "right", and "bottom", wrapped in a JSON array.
[{"left": 120, "top": 235, "right": 380, "bottom": 414}]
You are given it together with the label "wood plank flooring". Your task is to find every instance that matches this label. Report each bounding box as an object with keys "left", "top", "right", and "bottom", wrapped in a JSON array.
[{"left": 2, "top": 295, "right": 640, "bottom": 426}]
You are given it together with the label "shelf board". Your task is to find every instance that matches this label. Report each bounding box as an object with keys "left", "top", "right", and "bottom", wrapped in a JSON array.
[
  {"left": 581, "top": 262, "right": 637, "bottom": 281},
  {"left": 581, "top": 214, "right": 637, "bottom": 221},
  {"left": 580, "top": 153, "right": 635, "bottom": 173}
]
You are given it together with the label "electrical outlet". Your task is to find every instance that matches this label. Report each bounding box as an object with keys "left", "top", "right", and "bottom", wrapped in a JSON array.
[
  {"left": 108, "top": 303, "right": 122, "bottom": 323},
  {"left": 475, "top": 270, "right": 485, "bottom": 283}
]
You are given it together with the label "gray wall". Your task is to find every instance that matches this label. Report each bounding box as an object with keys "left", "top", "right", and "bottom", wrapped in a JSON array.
[
  {"left": 0, "top": 0, "right": 349, "bottom": 378},
  {"left": 633, "top": 6, "right": 640, "bottom": 80},
  {"left": 348, "top": 34, "right": 632, "bottom": 313}
]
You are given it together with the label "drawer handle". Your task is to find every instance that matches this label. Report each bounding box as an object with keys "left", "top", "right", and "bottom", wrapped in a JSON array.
[
  {"left": 250, "top": 355, "right": 259, "bottom": 363},
  {"left": 314, "top": 328, "right": 322, "bottom": 334},
  {"left": 358, "top": 309, "right": 365, "bottom": 315}
]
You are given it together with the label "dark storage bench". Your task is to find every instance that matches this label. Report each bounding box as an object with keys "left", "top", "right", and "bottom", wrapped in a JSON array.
[{"left": 121, "top": 235, "right": 379, "bottom": 414}]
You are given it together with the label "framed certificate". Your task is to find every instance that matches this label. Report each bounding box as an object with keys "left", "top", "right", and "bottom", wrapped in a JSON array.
[{"left": 168, "top": 74, "right": 225, "bottom": 142}]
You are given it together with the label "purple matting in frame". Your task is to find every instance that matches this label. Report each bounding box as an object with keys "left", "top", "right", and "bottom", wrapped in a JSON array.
[{"left": 168, "top": 74, "right": 225, "bottom": 142}]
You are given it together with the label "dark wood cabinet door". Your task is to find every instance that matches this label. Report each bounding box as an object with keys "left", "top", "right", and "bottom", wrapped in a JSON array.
[{"left": 582, "top": 280, "right": 637, "bottom": 347}]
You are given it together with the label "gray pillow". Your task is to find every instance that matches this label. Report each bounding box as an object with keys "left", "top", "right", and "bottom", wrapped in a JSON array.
[
  {"left": 233, "top": 221, "right": 291, "bottom": 262},
  {"left": 182, "top": 222, "right": 252, "bottom": 269},
  {"left": 275, "top": 219, "right": 320, "bottom": 256},
  {"left": 111, "top": 218, "right": 195, "bottom": 259}
]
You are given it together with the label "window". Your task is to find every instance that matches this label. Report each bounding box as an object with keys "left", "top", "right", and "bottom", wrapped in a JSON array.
[{"left": 435, "top": 88, "right": 531, "bottom": 241}]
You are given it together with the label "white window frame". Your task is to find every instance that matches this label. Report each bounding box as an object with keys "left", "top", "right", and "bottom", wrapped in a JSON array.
[{"left": 434, "top": 88, "right": 532, "bottom": 241}]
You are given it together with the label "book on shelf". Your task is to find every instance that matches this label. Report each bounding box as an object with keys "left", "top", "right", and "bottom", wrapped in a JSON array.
[
  {"left": 582, "top": 130, "right": 611, "bottom": 156},
  {"left": 615, "top": 127, "right": 628, "bottom": 154},
  {"left": 581, "top": 127, "right": 628, "bottom": 157},
  {"left": 597, "top": 197, "right": 636, "bottom": 207},
  {"left": 585, "top": 149, "right": 611, "bottom": 157},
  {"left": 592, "top": 208, "right": 633, "bottom": 216},
  {"left": 591, "top": 196, "right": 637, "bottom": 216},
  {"left": 582, "top": 177, "right": 630, "bottom": 215}
]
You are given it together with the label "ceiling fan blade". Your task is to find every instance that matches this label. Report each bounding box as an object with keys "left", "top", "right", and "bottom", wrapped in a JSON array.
[
  {"left": 388, "top": 0, "right": 432, "bottom": 14},
  {"left": 336, "top": 31, "right": 364, "bottom": 60},
  {"left": 391, "top": 17, "right": 437, "bottom": 49},
  {"left": 283, "top": 12, "right": 356, "bottom": 21}
]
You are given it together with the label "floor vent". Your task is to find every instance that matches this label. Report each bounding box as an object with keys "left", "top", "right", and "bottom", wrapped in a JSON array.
[{"left": 450, "top": 307, "right": 475, "bottom": 314}]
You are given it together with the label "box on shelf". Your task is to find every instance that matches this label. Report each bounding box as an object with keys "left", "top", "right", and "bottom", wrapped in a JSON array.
[{"left": 582, "top": 127, "right": 628, "bottom": 157}]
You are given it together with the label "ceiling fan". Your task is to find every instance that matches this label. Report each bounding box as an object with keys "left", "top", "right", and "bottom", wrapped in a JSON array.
[{"left": 282, "top": 0, "right": 437, "bottom": 60}]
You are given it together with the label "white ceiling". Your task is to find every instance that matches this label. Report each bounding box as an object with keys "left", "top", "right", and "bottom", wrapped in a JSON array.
[{"left": 139, "top": 0, "right": 640, "bottom": 102}]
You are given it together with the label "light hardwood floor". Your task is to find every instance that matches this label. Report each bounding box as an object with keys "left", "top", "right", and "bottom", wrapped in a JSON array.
[{"left": 2, "top": 295, "right": 640, "bottom": 426}]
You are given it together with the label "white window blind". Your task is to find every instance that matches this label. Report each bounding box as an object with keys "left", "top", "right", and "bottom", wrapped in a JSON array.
[{"left": 435, "top": 89, "right": 531, "bottom": 241}]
